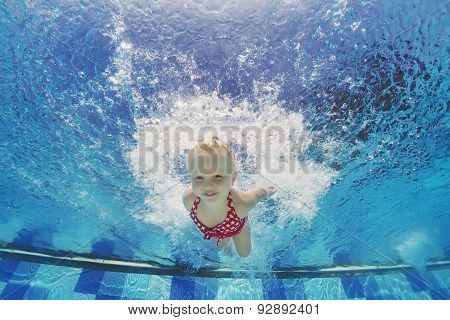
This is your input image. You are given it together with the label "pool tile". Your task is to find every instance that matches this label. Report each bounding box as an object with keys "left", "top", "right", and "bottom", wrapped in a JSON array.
[
  {"left": 74, "top": 269, "right": 105, "bottom": 295},
  {"left": 194, "top": 277, "right": 219, "bottom": 300},
  {"left": 170, "top": 276, "right": 196, "bottom": 300},
  {"left": 146, "top": 275, "right": 171, "bottom": 299},
  {"left": 29, "top": 264, "right": 83, "bottom": 300},
  {"left": 7, "top": 261, "right": 40, "bottom": 281},
  {"left": 1, "top": 256, "right": 448, "bottom": 300},
  {"left": 303, "top": 277, "right": 347, "bottom": 299},
  {"left": 372, "top": 273, "right": 432, "bottom": 299},
  {"left": 331, "top": 252, "right": 364, "bottom": 298},
  {"left": 0, "top": 258, "right": 21, "bottom": 282},
  {"left": 71, "top": 292, "right": 97, "bottom": 300},
  {"left": 283, "top": 279, "right": 308, "bottom": 300},
  {"left": 216, "top": 278, "right": 264, "bottom": 300},
  {"left": 121, "top": 273, "right": 154, "bottom": 300},
  {"left": 0, "top": 261, "right": 40, "bottom": 299},
  {"left": 359, "top": 275, "right": 398, "bottom": 299},
  {"left": 23, "top": 286, "right": 50, "bottom": 300},
  {"left": 430, "top": 269, "right": 450, "bottom": 293},
  {"left": 339, "top": 276, "right": 364, "bottom": 299},
  {"left": 121, "top": 274, "right": 171, "bottom": 300},
  {"left": 419, "top": 270, "right": 449, "bottom": 300},
  {"left": 403, "top": 270, "right": 447, "bottom": 299},
  {"left": 403, "top": 270, "right": 430, "bottom": 292},
  {"left": 262, "top": 278, "right": 286, "bottom": 300},
  {"left": 359, "top": 275, "right": 381, "bottom": 299},
  {"left": 0, "top": 282, "right": 30, "bottom": 299},
  {"left": 0, "top": 281, "right": 7, "bottom": 294},
  {"left": 73, "top": 239, "right": 119, "bottom": 296},
  {"left": 96, "top": 271, "right": 127, "bottom": 298},
  {"left": 429, "top": 287, "right": 449, "bottom": 300}
]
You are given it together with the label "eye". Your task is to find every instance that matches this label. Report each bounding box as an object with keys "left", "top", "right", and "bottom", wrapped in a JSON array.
[
  {"left": 195, "top": 176, "right": 203, "bottom": 180},
  {"left": 215, "top": 175, "right": 223, "bottom": 178}
]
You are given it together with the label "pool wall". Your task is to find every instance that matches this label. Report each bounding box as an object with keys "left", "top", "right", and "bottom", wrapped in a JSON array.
[{"left": 1, "top": 255, "right": 449, "bottom": 299}]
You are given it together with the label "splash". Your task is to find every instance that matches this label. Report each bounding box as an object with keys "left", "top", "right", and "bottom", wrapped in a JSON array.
[
  {"left": 105, "top": 0, "right": 340, "bottom": 251},
  {"left": 127, "top": 91, "right": 339, "bottom": 244},
  {"left": 395, "top": 231, "right": 443, "bottom": 272}
]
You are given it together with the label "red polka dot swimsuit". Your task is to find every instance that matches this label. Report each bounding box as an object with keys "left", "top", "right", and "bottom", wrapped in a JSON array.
[{"left": 189, "top": 191, "right": 248, "bottom": 246}]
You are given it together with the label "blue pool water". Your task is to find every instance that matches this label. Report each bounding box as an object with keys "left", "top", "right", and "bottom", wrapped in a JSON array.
[{"left": 0, "top": 0, "right": 449, "bottom": 299}]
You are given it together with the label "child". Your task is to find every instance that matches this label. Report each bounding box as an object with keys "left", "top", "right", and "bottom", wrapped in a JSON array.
[{"left": 182, "top": 136, "right": 276, "bottom": 257}]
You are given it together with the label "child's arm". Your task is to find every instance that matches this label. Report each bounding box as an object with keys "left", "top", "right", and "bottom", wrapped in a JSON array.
[{"left": 238, "top": 186, "right": 277, "bottom": 217}]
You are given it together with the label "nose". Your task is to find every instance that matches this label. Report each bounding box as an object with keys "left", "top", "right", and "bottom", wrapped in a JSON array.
[
  {"left": 203, "top": 178, "right": 217, "bottom": 189},
  {"left": 204, "top": 179, "right": 215, "bottom": 188}
]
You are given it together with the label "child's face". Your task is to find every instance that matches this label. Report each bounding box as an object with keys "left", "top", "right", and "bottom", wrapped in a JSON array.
[{"left": 188, "top": 148, "right": 236, "bottom": 202}]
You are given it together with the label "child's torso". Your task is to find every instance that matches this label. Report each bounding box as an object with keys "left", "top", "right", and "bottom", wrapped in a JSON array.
[
  {"left": 189, "top": 189, "right": 248, "bottom": 240},
  {"left": 189, "top": 188, "right": 247, "bottom": 222},
  {"left": 196, "top": 199, "right": 231, "bottom": 228}
]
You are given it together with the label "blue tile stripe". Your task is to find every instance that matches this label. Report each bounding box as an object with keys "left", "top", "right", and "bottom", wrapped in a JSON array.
[
  {"left": 403, "top": 270, "right": 449, "bottom": 299},
  {"left": 262, "top": 256, "right": 288, "bottom": 300},
  {"left": 1, "top": 282, "right": 30, "bottom": 299},
  {"left": 429, "top": 287, "right": 449, "bottom": 300},
  {"left": 0, "top": 258, "right": 21, "bottom": 282},
  {"left": 74, "top": 269, "right": 105, "bottom": 295},
  {"left": 340, "top": 276, "right": 365, "bottom": 299},
  {"left": 170, "top": 276, "right": 196, "bottom": 300},
  {"left": 0, "top": 261, "right": 40, "bottom": 300},
  {"left": 283, "top": 279, "right": 307, "bottom": 300},
  {"left": 262, "top": 278, "right": 287, "bottom": 300},
  {"left": 23, "top": 286, "right": 50, "bottom": 300},
  {"left": 94, "top": 240, "right": 135, "bottom": 300},
  {"left": 359, "top": 276, "right": 379, "bottom": 299},
  {"left": 333, "top": 252, "right": 365, "bottom": 299},
  {"left": 404, "top": 270, "right": 429, "bottom": 292},
  {"left": 74, "top": 239, "right": 118, "bottom": 296}
]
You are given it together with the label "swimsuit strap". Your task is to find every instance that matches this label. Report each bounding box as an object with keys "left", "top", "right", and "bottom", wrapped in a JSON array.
[{"left": 226, "top": 191, "right": 237, "bottom": 216}]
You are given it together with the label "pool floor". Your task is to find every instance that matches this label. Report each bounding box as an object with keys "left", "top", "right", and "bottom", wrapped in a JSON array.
[{"left": 0, "top": 257, "right": 449, "bottom": 299}]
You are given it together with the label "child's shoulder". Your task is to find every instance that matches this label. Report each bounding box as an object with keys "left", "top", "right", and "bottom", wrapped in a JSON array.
[
  {"left": 182, "top": 187, "right": 196, "bottom": 211},
  {"left": 230, "top": 187, "right": 252, "bottom": 218},
  {"left": 230, "top": 187, "right": 244, "bottom": 201}
]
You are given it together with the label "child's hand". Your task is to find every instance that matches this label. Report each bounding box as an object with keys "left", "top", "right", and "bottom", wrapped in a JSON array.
[{"left": 263, "top": 185, "right": 277, "bottom": 198}]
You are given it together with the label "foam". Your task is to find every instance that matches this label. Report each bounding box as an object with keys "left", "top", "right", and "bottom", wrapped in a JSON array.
[
  {"left": 127, "top": 92, "right": 339, "bottom": 248},
  {"left": 396, "top": 231, "right": 444, "bottom": 272}
]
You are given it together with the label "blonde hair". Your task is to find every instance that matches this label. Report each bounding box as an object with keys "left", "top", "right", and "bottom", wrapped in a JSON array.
[{"left": 187, "top": 136, "right": 238, "bottom": 183}]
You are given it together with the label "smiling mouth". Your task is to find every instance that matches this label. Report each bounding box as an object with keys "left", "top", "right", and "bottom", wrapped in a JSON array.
[{"left": 204, "top": 192, "right": 217, "bottom": 197}]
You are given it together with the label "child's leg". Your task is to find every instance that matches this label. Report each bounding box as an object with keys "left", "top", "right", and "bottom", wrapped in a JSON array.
[
  {"left": 232, "top": 222, "right": 252, "bottom": 257},
  {"left": 217, "top": 238, "right": 233, "bottom": 256}
]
